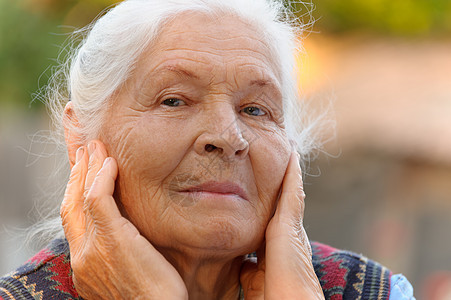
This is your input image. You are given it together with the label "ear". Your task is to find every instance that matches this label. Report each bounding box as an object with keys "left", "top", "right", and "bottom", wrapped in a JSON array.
[{"left": 63, "top": 102, "right": 84, "bottom": 168}]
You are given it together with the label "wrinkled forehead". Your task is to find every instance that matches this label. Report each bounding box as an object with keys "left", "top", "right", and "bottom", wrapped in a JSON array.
[{"left": 135, "top": 11, "right": 283, "bottom": 88}]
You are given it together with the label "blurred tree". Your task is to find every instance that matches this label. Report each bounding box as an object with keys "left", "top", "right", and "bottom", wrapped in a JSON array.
[
  {"left": 0, "top": 0, "right": 64, "bottom": 109},
  {"left": 0, "top": 0, "right": 119, "bottom": 109},
  {"left": 311, "top": 0, "right": 451, "bottom": 36}
]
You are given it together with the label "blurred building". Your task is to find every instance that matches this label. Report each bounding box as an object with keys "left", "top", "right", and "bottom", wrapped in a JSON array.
[{"left": 301, "top": 35, "right": 451, "bottom": 299}]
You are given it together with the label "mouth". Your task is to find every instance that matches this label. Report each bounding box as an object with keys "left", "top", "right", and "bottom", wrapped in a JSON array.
[{"left": 179, "top": 181, "right": 248, "bottom": 201}]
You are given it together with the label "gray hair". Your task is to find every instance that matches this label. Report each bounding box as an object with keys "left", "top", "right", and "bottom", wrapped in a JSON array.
[{"left": 33, "top": 0, "right": 324, "bottom": 245}]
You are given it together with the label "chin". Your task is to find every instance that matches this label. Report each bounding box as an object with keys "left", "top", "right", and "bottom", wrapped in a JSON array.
[{"left": 169, "top": 216, "right": 264, "bottom": 257}]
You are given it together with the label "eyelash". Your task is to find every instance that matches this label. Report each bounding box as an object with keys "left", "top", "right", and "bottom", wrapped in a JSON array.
[
  {"left": 161, "top": 98, "right": 186, "bottom": 107},
  {"left": 240, "top": 105, "right": 267, "bottom": 117},
  {"left": 161, "top": 97, "right": 269, "bottom": 117}
]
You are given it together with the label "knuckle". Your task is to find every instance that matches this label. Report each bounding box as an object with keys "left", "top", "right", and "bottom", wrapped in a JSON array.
[
  {"left": 86, "top": 173, "right": 105, "bottom": 196},
  {"left": 88, "top": 156, "right": 101, "bottom": 173},
  {"left": 84, "top": 192, "right": 100, "bottom": 214},
  {"left": 86, "top": 181, "right": 102, "bottom": 202},
  {"left": 84, "top": 192, "right": 99, "bottom": 210},
  {"left": 68, "top": 165, "right": 85, "bottom": 186},
  {"left": 299, "top": 187, "right": 306, "bottom": 198},
  {"left": 299, "top": 193, "right": 305, "bottom": 206},
  {"left": 83, "top": 188, "right": 90, "bottom": 200},
  {"left": 68, "top": 168, "right": 81, "bottom": 183},
  {"left": 297, "top": 181, "right": 305, "bottom": 197},
  {"left": 85, "top": 177, "right": 102, "bottom": 202},
  {"left": 118, "top": 219, "right": 139, "bottom": 236}
]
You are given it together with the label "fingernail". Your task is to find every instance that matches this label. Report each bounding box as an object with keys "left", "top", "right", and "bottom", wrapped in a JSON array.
[
  {"left": 88, "top": 142, "right": 96, "bottom": 155},
  {"left": 76, "top": 147, "right": 84, "bottom": 163},
  {"left": 103, "top": 157, "right": 112, "bottom": 168}
]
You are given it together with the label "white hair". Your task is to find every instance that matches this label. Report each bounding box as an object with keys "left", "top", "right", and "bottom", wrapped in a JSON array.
[{"left": 32, "top": 0, "right": 324, "bottom": 245}]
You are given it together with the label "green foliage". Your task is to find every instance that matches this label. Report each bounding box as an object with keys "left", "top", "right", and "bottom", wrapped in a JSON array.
[
  {"left": 0, "top": 1, "right": 66, "bottom": 109},
  {"left": 0, "top": 0, "right": 117, "bottom": 109},
  {"left": 310, "top": 0, "right": 451, "bottom": 36}
]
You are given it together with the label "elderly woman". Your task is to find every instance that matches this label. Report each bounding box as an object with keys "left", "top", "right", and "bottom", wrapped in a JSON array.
[{"left": 0, "top": 0, "right": 414, "bottom": 299}]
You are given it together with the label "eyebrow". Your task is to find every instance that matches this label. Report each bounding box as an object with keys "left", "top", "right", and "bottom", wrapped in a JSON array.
[
  {"left": 151, "top": 64, "right": 279, "bottom": 91},
  {"left": 160, "top": 65, "right": 200, "bottom": 80},
  {"left": 250, "top": 79, "right": 274, "bottom": 87}
]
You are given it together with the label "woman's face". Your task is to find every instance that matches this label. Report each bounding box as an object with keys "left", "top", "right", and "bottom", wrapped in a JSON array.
[{"left": 100, "top": 12, "right": 291, "bottom": 257}]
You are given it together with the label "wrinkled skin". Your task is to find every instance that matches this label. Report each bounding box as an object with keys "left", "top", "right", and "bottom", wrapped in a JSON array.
[{"left": 61, "top": 12, "right": 324, "bottom": 300}]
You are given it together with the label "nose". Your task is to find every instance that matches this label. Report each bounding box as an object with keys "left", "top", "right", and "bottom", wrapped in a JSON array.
[{"left": 194, "top": 108, "right": 249, "bottom": 161}]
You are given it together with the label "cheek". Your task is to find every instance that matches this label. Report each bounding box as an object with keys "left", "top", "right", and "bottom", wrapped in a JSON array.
[
  {"left": 106, "top": 115, "right": 193, "bottom": 183},
  {"left": 101, "top": 114, "right": 197, "bottom": 234},
  {"left": 250, "top": 130, "right": 291, "bottom": 218}
]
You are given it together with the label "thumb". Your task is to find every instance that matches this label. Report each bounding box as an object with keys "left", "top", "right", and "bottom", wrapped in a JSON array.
[{"left": 274, "top": 151, "right": 305, "bottom": 225}]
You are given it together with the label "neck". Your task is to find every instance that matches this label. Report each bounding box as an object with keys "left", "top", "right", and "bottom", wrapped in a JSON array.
[{"left": 159, "top": 247, "right": 243, "bottom": 300}]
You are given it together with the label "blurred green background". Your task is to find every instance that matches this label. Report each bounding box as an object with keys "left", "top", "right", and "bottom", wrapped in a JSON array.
[
  {"left": 314, "top": 0, "right": 451, "bottom": 36},
  {"left": 0, "top": 0, "right": 115, "bottom": 110}
]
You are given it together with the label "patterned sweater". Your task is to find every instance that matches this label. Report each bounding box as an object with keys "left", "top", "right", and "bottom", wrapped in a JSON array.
[{"left": 0, "top": 239, "right": 392, "bottom": 299}]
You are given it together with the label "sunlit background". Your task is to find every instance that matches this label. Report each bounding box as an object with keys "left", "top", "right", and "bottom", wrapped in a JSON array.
[{"left": 1, "top": 1, "right": 450, "bottom": 299}]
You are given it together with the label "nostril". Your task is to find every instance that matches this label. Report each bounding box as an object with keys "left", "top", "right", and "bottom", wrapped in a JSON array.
[{"left": 205, "top": 144, "right": 217, "bottom": 152}]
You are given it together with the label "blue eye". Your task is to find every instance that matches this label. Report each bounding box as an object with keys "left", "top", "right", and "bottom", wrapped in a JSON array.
[
  {"left": 242, "top": 106, "right": 266, "bottom": 116},
  {"left": 162, "top": 98, "right": 186, "bottom": 107}
]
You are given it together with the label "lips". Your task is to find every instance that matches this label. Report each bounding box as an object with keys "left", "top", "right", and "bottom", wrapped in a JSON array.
[{"left": 180, "top": 181, "right": 248, "bottom": 201}]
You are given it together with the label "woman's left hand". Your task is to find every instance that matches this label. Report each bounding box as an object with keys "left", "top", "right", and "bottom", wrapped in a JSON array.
[{"left": 240, "top": 152, "right": 324, "bottom": 299}]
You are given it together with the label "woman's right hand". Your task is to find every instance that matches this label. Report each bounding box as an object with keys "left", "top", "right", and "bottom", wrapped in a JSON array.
[{"left": 60, "top": 140, "right": 188, "bottom": 299}]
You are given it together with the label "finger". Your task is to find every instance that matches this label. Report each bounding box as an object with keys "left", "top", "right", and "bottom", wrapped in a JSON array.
[
  {"left": 61, "top": 146, "right": 88, "bottom": 250},
  {"left": 276, "top": 151, "right": 305, "bottom": 223},
  {"left": 83, "top": 141, "right": 108, "bottom": 232},
  {"left": 83, "top": 140, "right": 108, "bottom": 199},
  {"left": 85, "top": 157, "right": 123, "bottom": 231}
]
